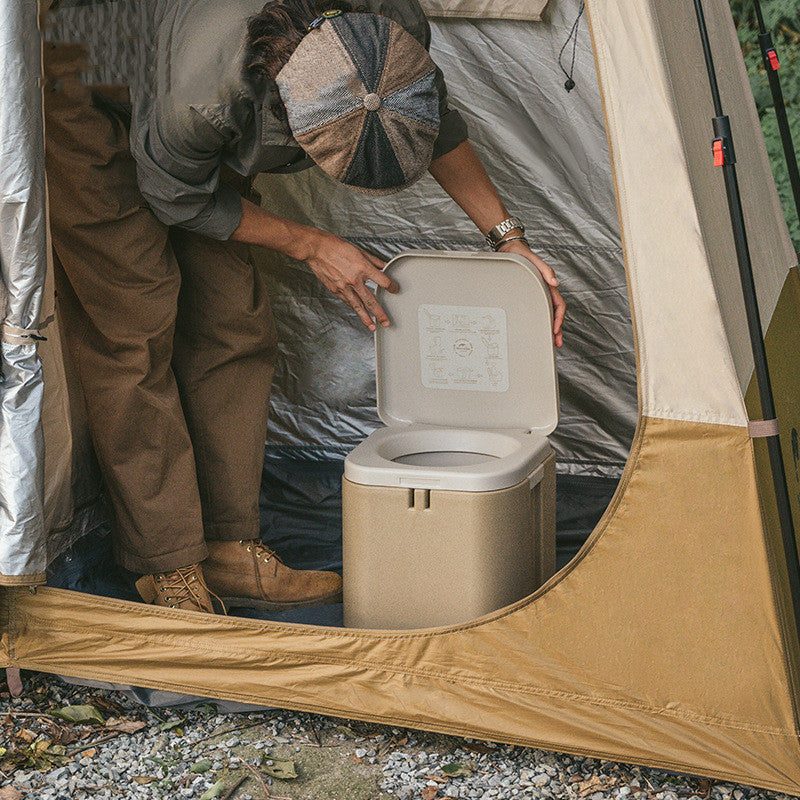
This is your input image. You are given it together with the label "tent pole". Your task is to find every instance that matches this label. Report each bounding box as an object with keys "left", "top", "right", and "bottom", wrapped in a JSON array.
[
  {"left": 751, "top": 0, "right": 800, "bottom": 231},
  {"left": 692, "top": 0, "right": 800, "bottom": 643}
]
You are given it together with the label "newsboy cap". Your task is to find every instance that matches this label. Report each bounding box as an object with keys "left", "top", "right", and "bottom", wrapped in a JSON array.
[{"left": 276, "top": 11, "right": 441, "bottom": 193}]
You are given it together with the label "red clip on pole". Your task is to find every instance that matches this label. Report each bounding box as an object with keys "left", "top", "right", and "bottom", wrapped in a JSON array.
[
  {"left": 767, "top": 48, "right": 780, "bottom": 70},
  {"left": 712, "top": 138, "right": 725, "bottom": 167}
]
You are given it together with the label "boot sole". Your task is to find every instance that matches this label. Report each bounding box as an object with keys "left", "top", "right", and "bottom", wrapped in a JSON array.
[{"left": 218, "top": 589, "right": 343, "bottom": 613}]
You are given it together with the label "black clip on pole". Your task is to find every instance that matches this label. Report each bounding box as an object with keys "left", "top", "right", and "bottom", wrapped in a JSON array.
[
  {"left": 752, "top": 0, "right": 800, "bottom": 232},
  {"left": 692, "top": 0, "right": 800, "bottom": 647}
]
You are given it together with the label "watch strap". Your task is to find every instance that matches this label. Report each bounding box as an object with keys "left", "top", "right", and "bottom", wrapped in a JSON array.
[{"left": 485, "top": 216, "right": 525, "bottom": 249}]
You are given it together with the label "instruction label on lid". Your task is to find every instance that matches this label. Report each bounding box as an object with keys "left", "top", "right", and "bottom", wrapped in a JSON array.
[{"left": 417, "top": 304, "right": 509, "bottom": 393}]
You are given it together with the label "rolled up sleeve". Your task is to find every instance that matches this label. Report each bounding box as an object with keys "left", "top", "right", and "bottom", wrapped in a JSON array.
[
  {"left": 431, "top": 70, "right": 468, "bottom": 160},
  {"left": 131, "top": 100, "right": 243, "bottom": 240}
]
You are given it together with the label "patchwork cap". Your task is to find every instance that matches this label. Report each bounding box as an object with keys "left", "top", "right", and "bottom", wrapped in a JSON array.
[{"left": 276, "top": 12, "right": 440, "bottom": 193}]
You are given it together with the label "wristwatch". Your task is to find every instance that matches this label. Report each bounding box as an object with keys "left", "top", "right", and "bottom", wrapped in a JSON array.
[{"left": 485, "top": 216, "right": 525, "bottom": 250}]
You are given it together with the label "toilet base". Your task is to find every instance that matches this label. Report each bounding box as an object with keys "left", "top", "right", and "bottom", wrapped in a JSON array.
[{"left": 342, "top": 452, "right": 556, "bottom": 630}]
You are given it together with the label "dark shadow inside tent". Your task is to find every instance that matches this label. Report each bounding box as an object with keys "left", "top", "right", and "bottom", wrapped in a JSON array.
[{"left": 47, "top": 454, "right": 620, "bottom": 628}]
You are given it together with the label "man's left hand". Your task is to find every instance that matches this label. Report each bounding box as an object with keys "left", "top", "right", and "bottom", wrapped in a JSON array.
[{"left": 497, "top": 239, "right": 566, "bottom": 348}]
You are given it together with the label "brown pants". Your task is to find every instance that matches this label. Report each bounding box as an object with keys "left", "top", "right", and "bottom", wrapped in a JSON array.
[{"left": 44, "top": 43, "right": 277, "bottom": 574}]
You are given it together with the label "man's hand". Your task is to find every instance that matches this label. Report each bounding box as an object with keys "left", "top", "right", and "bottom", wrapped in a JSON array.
[
  {"left": 231, "top": 199, "right": 398, "bottom": 331},
  {"left": 304, "top": 231, "right": 399, "bottom": 331},
  {"left": 497, "top": 238, "right": 566, "bottom": 348},
  {"left": 429, "top": 141, "right": 567, "bottom": 348}
]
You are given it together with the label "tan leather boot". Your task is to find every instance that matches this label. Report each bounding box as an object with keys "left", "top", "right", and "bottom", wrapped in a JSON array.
[
  {"left": 135, "top": 564, "right": 217, "bottom": 614},
  {"left": 203, "top": 540, "right": 342, "bottom": 611}
]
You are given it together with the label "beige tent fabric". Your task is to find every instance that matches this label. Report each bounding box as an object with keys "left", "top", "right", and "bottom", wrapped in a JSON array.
[
  {"left": 419, "top": 0, "right": 548, "bottom": 21},
  {"left": 586, "top": 0, "right": 747, "bottom": 428},
  {"left": 6, "top": 417, "right": 800, "bottom": 793},
  {"left": 652, "top": 1, "right": 797, "bottom": 394}
]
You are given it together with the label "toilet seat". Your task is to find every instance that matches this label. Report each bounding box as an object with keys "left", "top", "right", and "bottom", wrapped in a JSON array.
[
  {"left": 344, "top": 424, "right": 552, "bottom": 492},
  {"left": 344, "top": 251, "right": 559, "bottom": 494}
]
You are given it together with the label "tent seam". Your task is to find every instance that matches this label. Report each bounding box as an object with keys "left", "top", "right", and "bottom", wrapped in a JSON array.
[{"left": 12, "top": 643, "right": 797, "bottom": 738}]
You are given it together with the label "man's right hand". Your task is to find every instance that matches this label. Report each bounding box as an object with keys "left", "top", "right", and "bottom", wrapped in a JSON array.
[
  {"left": 302, "top": 231, "right": 399, "bottom": 332},
  {"left": 231, "top": 198, "right": 398, "bottom": 331}
]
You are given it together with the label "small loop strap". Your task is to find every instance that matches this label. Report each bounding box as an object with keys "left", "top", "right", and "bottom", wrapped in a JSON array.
[
  {"left": 748, "top": 418, "right": 780, "bottom": 438},
  {"left": 1, "top": 317, "right": 51, "bottom": 345}
]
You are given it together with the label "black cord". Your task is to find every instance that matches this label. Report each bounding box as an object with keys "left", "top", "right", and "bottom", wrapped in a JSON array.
[{"left": 558, "top": 1, "right": 585, "bottom": 92}]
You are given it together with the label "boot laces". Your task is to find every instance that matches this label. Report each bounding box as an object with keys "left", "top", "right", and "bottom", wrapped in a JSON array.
[
  {"left": 239, "top": 539, "right": 283, "bottom": 565},
  {"left": 155, "top": 566, "right": 211, "bottom": 609}
]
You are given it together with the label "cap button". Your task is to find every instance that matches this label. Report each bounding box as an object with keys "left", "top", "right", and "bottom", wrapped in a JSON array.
[{"left": 363, "top": 93, "right": 381, "bottom": 112}]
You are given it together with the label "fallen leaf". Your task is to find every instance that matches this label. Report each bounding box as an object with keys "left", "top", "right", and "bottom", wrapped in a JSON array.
[
  {"left": 334, "top": 724, "right": 357, "bottom": 738},
  {"left": 262, "top": 758, "right": 298, "bottom": 780},
  {"left": 16, "top": 729, "right": 35, "bottom": 744},
  {"left": 199, "top": 780, "right": 226, "bottom": 800},
  {"left": 441, "top": 762, "right": 473, "bottom": 778},
  {"left": 422, "top": 788, "right": 440, "bottom": 800},
  {"left": 54, "top": 729, "right": 83, "bottom": 746},
  {"left": 82, "top": 749, "right": 97, "bottom": 758},
  {"left": 50, "top": 705, "right": 104, "bottom": 725},
  {"left": 424, "top": 774, "right": 449, "bottom": 784},
  {"left": 190, "top": 759, "right": 213, "bottom": 774},
  {"left": 462, "top": 741, "right": 495, "bottom": 754},
  {"left": 578, "top": 776, "right": 606, "bottom": 797},
  {"left": 131, "top": 776, "right": 157, "bottom": 785},
  {"left": 0, "top": 786, "right": 23, "bottom": 800},
  {"left": 88, "top": 695, "right": 125, "bottom": 716},
  {"left": 105, "top": 718, "right": 146, "bottom": 734},
  {"left": 159, "top": 719, "right": 182, "bottom": 732}
]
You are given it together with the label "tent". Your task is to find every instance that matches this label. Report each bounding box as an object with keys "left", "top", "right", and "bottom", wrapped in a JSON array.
[{"left": 2, "top": 0, "right": 800, "bottom": 792}]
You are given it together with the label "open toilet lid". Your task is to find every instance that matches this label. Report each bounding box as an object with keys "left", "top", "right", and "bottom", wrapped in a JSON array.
[{"left": 375, "top": 251, "right": 559, "bottom": 435}]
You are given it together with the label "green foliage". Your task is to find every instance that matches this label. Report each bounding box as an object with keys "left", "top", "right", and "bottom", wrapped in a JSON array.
[{"left": 730, "top": 0, "right": 800, "bottom": 250}]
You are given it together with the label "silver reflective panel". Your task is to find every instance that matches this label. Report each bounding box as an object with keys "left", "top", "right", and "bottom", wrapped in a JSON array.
[{"left": 0, "top": 0, "right": 48, "bottom": 580}]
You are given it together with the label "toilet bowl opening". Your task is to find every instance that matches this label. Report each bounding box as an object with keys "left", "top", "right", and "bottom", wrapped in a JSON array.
[{"left": 392, "top": 451, "right": 499, "bottom": 467}]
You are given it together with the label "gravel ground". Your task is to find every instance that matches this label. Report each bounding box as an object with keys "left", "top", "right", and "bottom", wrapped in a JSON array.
[{"left": 0, "top": 672, "right": 797, "bottom": 800}]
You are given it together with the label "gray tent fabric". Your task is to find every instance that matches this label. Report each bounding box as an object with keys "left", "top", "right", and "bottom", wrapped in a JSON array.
[
  {"left": 44, "top": 0, "right": 636, "bottom": 481},
  {"left": 0, "top": 0, "right": 48, "bottom": 581}
]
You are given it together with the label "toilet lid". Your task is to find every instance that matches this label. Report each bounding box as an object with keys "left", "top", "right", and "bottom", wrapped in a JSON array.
[{"left": 375, "top": 251, "right": 559, "bottom": 435}]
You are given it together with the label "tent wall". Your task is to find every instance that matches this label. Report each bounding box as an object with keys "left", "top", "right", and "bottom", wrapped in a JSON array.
[
  {"left": 589, "top": 0, "right": 742, "bottom": 428},
  {"left": 746, "top": 265, "right": 800, "bottom": 716},
  {"left": 0, "top": 0, "right": 48, "bottom": 584},
  {"left": 420, "top": 0, "right": 548, "bottom": 22},
  {"left": 653, "top": 0, "right": 797, "bottom": 393}
]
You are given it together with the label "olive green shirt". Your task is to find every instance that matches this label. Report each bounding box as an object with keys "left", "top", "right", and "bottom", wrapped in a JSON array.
[{"left": 131, "top": 0, "right": 468, "bottom": 240}]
